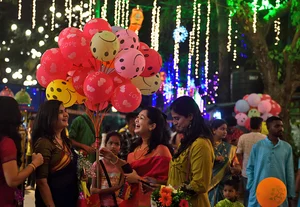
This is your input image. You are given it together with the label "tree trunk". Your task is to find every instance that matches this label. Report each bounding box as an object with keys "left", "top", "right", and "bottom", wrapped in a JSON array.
[{"left": 216, "top": 0, "right": 231, "bottom": 103}]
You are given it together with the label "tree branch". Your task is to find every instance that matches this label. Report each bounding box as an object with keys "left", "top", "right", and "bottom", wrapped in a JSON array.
[
  {"left": 291, "top": 25, "right": 300, "bottom": 49},
  {"left": 263, "top": 0, "right": 291, "bottom": 24}
]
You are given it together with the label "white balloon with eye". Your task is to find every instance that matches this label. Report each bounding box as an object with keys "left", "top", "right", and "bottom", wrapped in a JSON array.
[{"left": 131, "top": 73, "right": 161, "bottom": 95}]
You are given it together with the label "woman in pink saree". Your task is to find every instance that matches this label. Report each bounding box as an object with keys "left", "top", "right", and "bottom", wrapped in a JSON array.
[{"left": 100, "top": 107, "right": 173, "bottom": 207}]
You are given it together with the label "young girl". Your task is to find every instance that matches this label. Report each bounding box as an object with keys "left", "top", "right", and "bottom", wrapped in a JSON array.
[
  {"left": 215, "top": 179, "right": 244, "bottom": 207},
  {"left": 91, "top": 131, "right": 124, "bottom": 207}
]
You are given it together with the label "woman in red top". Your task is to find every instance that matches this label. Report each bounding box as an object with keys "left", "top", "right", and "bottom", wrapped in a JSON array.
[{"left": 0, "top": 96, "right": 43, "bottom": 207}]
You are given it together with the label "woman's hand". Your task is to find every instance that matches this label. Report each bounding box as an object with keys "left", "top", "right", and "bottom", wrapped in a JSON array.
[
  {"left": 99, "top": 147, "right": 116, "bottom": 161},
  {"left": 215, "top": 155, "right": 225, "bottom": 162},
  {"left": 31, "top": 153, "right": 44, "bottom": 167},
  {"left": 124, "top": 170, "right": 140, "bottom": 183},
  {"left": 82, "top": 144, "right": 95, "bottom": 154}
]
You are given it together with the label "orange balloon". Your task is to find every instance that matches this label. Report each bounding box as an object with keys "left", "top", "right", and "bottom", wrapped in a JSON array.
[{"left": 256, "top": 177, "right": 287, "bottom": 207}]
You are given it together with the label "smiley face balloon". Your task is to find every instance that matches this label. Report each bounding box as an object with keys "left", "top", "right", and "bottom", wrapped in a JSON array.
[
  {"left": 131, "top": 73, "right": 161, "bottom": 95},
  {"left": 46, "top": 79, "right": 77, "bottom": 107}
]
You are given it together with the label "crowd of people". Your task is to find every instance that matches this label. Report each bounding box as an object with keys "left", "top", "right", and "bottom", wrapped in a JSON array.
[{"left": 0, "top": 95, "right": 299, "bottom": 207}]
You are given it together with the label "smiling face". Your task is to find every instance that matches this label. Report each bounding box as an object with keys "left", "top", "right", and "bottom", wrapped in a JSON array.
[
  {"left": 134, "top": 110, "right": 155, "bottom": 137},
  {"left": 54, "top": 104, "right": 69, "bottom": 130},
  {"left": 171, "top": 110, "right": 193, "bottom": 133}
]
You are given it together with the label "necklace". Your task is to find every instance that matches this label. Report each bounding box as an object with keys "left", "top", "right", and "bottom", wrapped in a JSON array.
[{"left": 133, "top": 145, "right": 149, "bottom": 160}]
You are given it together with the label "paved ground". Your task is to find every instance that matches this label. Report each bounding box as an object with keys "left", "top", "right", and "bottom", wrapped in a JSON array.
[{"left": 24, "top": 189, "right": 35, "bottom": 207}]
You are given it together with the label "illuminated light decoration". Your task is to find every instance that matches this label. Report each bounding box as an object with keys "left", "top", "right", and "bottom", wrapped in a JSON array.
[
  {"left": 227, "top": 11, "right": 232, "bottom": 52},
  {"left": 150, "top": 0, "right": 158, "bottom": 49},
  {"left": 233, "top": 28, "right": 238, "bottom": 62},
  {"left": 2, "top": 78, "right": 8, "bottom": 84},
  {"left": 187, "top": 0, "right": 197, "bottom": 87},
  {"left": 155, "top": 6, "right": 161, "bottom": 51},
  {"left": 173, "top": 26, "right": 188, "bottom": 43},
  {"left": 65, "top": 0, "right": 69, "bottom": 20},
  {"left": 89, "top": 0, "right": 93, "bottom": 20},
  {"left": 194, "top": 3, "right": 201, "bottom": 79},
  {"left": 101, "top": 0, "right": 108, "bottom": 20},
  {"left": 274, "top": 0, "right": 281, "bottom": 45},
  {"left": 68, "top": 0, "right": 72, "bottom": 27},
  {"left": 117, "top": 0, "right": 122, "bottom": 26},
  {"left": 252, "top": 0, "right": 258, "bottom": 33},
  {"left": 51, "top": 0, "right": 56, "bottom": 31},
  {"left": 173, "top": 5, "right": 181, "bottom": 95},
  {"left": 114, "top": 0, "right": 120, "bottom": 26},
  {"left": 32, "top": 0, "right": 36, "bottom": 29},
  {"left": 79, "top": 1, "right": 83, "bottom": 29},
  {"left": 204, "top": 0, "right": 211, "bottom": 96},
  {"left": 92, "top": 0, "right": 96, "bottom": 18},
  {"left": 259, "top": 0, "right": 274, "bottom": 10},
  {"left": 125, "top": 0, "right": 130, "bottom": 29},
  {"left": 11, "top": 24, "right": 18, "bottom": 31},
  {"left": 121, "top": 0, "right": 126, "bottom": 28},
  {"left": 18, "top": 0, "right": 22, "bottom": 20}
]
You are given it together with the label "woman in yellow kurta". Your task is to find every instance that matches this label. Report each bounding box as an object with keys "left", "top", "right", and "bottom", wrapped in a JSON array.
[{"left": 167, "top": 96, "right": 215, "bottom": 207}]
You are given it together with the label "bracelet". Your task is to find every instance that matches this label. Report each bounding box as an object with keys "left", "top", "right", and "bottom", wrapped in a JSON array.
[
  {"left": 110, "top": 156, "right": 119, "bottom": 165},
  {"left": 29, "top": 163, "right": 36, "bottom": 171}
]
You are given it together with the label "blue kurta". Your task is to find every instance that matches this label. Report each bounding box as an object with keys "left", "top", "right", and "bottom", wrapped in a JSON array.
[{"left": 246, "top": 138, "right": 295, "bottom": 207}]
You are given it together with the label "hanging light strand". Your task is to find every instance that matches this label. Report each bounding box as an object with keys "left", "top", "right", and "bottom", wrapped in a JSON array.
[
  {"left": 79, "top": 1, "right": 83, "bottom": 29},
  {"left": 173, "top": 5, "right": 181, "bottom": 92},
  {"left": 227, "top": 11, "right": 232, "bottom": 52},
  {"left": 125, "top": 0, "right": 130, "bottom": 29},
  {"left": 233, "top": 26, "right": 238, "bottom": 62},
  {"left": 92, "top": 0, "right": 96, "bottom": 18},
  {"left": 204, "top": 0, "right": 211, "bottom": 95},
  {"left": 121, "top": 0, "right": 126, "bottom": 28},
  {"left": 68, "top": 0, "right": 72, "bottom": 27},
  {"left": 150, "top": 0, "right": 158, "bottom": 49},
  {"left": 89, "top": 0, "right": 92, "bottom": 20},
  {"left": 101, "top": 0, "right": 108, "bottom": 20},
  {"left": 114, "top": 0, "right": 120, "bottom": 26},
  {"left": 194, "top": 3, "right": 201, "bottom": 79},
  {"left": 154, "top": 6, "right": 161, "bottom": 51},
  {"left": 253, "top": 0, "right": 258, "bottom": 33},
  {"left": 18, "top": 0, "right": 22, "bottom": 20},
  {"left": 65, "top": 0, "right": 69, "bottom": 19},
  {"left": 32, "top": 0, "right": 36, "bottom": 29},
  {"left": 51, "top": 0, "right": 56, "bottom": 31},
  {"left": 117, "top": 0, "right": 122, "bottom": 26},
  {"left": 274, "top": 0, "right": 281, "bottom": 45},
  {"left": 187, "top": 0, "right": 198, "bottom": 86}
]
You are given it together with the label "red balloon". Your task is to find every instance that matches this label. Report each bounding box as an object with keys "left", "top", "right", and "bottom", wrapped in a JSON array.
[
  {"left": 84, "top": 99, "right": 109, "bottom": 111},
  {"left": 245, "top": 118, "right": 251, "bottom": 130},
  {"left": 269, "top": 100, "right": 281, "bottom": 115},
  {"left": 83, "top": 71, "right": 114, "bottom": 103},
  {"left": 83, "top": 18, "right": 112, "bottom": 40},
  {"left": 59, "top": 31, "right": 90, "bottom": 65},
  {"left": 41, "top": 48, "right": 72, "bottom": 75},
  {"left": 82, "top": 55, "right": 102, "bottom": 70},
  {"left": 109, "top": 71, "right": 131, "bottom": 87},
  {"left": 111, "top": 83, "right": 142, "bottom": 113},
  {"left": 261, "top": 94, "right": 272, "bottom": 101},
  {"left": 72, "top": 67, "right": 95, "bottom": 96},
  {"left": 58, "top": 27, "right": 82, "bottom": 47},
  {"left": 243, "top": 94, "right": 249, "bottom": 101},
  {"left": 36, "top": 64, "right": 67, "bottom": 88},
  {"left": 139, "top": 42, "right": 149, "bottom": 50},
  {"left": 140, "top": 49, "right": 162, "bottom": 77}
]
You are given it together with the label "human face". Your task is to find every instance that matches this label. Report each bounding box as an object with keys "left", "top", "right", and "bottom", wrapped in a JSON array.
[
  {"left": 171, "top": 110, "right": 193, "bottom": 133},
  {"left": 106, "top": 136, "right": 121, "bottom": 155},
  {"left": 223, "top": 185, "right": 237, "bottom": 201},
  {"left": 134, "top": 110, "right": 155, "bottom": 136},
  {"left": 55, "top": 104, "right": 69, "bottom": 130},
  {"left": 213, "top": 124, "right": 227, "bottom": 139},
  {"left": 269, "top": 120, "right": 284, "bottom": 137}
]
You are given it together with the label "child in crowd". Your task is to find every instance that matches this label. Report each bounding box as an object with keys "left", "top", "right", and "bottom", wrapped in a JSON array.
[
  {"left": 91, "top": 131, "right": 124, "bottom": 207},
  {"left": 215, "top": 179, "right": 244, "bottom": 207}
]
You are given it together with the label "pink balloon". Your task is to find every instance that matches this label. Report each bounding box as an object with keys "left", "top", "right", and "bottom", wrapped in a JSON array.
[
  {"left": 258, "top": 100, "right": 272, "bottom": 114},
  {"left": 140, "top": 49, "right": 162, "bottom": 77},
  {"left": 41, "top": 48, "right": 72, "bottom": 75},
  {"left": 261, "top": 113, "right": 272, "bottom": 121},
  {"left": 36, "top": 64, "right": 67, "bottom": 88},
  {"left": 111, "top": 83, "right": 142, "bottom": 113},
  {"left": 247, "top": 93, "right": 261, "bottom": 107},
  {"left": 109, "top": 71, "right": 131, "bottom": 87},
  {"left": 139, "top": 42, "right": 149, "bottom": 50},
  {"left": 72, "top": 67, "right": 95, "bottom": 96},
  {"left": 83, "top": 18, "right": 112, "bottom": 40},
  {"left": 58, "top": 27, "right": 82, "bottom": 47},
  {"left": 235, "top": 113, "right": 248, "bottom": 126},
  {"left": 116, "top": 29, "right": 140, "bottom": 50},
  {"left": 59, "top": 31, "right": 90, "bottom": 65},
  {"left": 114, "top": 48, "right": 145, "bottom": 79},
  {"left": 84, "top": 99, "right": 109, "bottom": 111},
  {"left": 83, "top": 71, "right": 114, "bottom": 103}
]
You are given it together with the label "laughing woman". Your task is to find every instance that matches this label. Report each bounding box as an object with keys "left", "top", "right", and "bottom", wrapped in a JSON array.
[{"left": 32, "top": 100, "right": 78, "bottom": 207}]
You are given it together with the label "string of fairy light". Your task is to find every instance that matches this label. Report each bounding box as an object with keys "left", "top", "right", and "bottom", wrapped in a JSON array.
[
  {"left": 151, "top": 0, "right": 158, "bottom": 49},
  {"left": 125, "top": 0, "right": 130, "bottom": 29},
  {"left": 274, "top": 0, "right": 281, "bottom": 45},
  {"left": 227, "top": 11, "right": 232, "bottom": 52},
  {"left": 68, "top": 0, "right": 72, "bottom": 27},
  {"left": 204, "top": 0, "right": 211, "bottom": 95},
  {"left": 253, "top": 0, "right": 258, "bottom": 33},
  {"left": 173, "top": 5, "right": 181, "bottom": 91},
  {"left": 194, "top": 3, "right": 201, "bottom": 79},
  {"left": 18, "top": 0, "right": 22, "bottom": 20},
  {"left": 50, "top": 0, "right": 56, "bottom": 31},
  {"left": 187, "top": 0, "right": 197, "bottom": 87},
  {"left": 101, "top": 0, "right": 108, "bottom": 20}
]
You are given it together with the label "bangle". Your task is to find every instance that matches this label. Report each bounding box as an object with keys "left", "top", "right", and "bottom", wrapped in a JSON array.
[
  {"left": 110, "top": 156, "right": 119, "bottom": 165},
  {"left": 29, "top": 163, "right": 36, "bottom": 171}
]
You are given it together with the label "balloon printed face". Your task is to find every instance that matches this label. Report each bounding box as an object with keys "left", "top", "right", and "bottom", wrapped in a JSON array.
[
  {"left": 235, "top": 113, "right": 248, "bottom": 126},
  {"left": 114, "top": 48, "right": 145, "bottom": 79},
  {"left": 116, "top": 29, "right": 140, "bottom": 50},
  {"left": 131, "top": 73, "right": 161, "bottom": 95},
  {"left": 46, "top": 79, "right": 77, "bottom": 108},
  {"left": 90, "top": 31, "right": 120, "bottom": 62},
  {"left": 247, "top": 109, "right": 260, "bottom": 118},
  {"left": 83, "top": 18, "right": 112, "bottom": 40},
  {"left": 140, "top": 49, "right": 163, "bottom": 77}
]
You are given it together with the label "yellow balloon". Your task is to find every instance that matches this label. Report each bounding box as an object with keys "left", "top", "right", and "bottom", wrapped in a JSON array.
[
  {"left": 131, "top": 73, "right": 161, "bottom": 95},
  {"left": 90, "top": 31, "right": 120, "bottom": 62},
  {"left": 46, "top": 79, "right": 77, "bottom": 108},
  {"left": 76, "top": 93, "right": 87, "bottom": 104},
  {"left": 261, "top": 121, "right": 268, "bottom": 135}
]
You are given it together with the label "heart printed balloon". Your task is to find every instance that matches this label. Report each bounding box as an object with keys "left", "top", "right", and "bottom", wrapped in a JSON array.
[{"left": 83, "top": 18, "right": 112, "bottom": 40}]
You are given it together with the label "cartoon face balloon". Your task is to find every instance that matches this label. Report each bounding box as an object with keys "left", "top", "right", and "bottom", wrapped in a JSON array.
[
  {"left": 114, "top": 48, "right": 145, "bottom": 79},
  {"left": 140, "top": 49, "right": 163, "bottom": 77},
  {"left": 131, "top": 73, "right": 161, "bottom": 95},
  {"left": 247, "top": 109, "right": 261, "bottom": 118},
  {"left": 46, "top": 79, "right": 77, "bottom": 108},
  {"left": 235, "top": 113, "right": 248, "bottom": 126},
  {"left": 90, "top": 31, "right": 120, "bottom": 62},
  {"left": 116, "top": 29, "right": 140, "bottom": 50}
]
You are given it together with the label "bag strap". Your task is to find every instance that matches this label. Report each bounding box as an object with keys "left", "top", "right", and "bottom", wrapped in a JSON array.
[
  {"left": 80, "top": 115, "right": 95, "bottom": 136},
  {"left": 99, "top": 160, "right": 118, "bottom": 206}
]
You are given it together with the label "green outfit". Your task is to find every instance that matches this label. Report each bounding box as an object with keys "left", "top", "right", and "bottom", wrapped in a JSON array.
[
  {"left": 215, "top": 198, "right": 244, "bottom": 207},
  {"left": 69, "top": 114, "right": 96, "bottom": 163}
]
